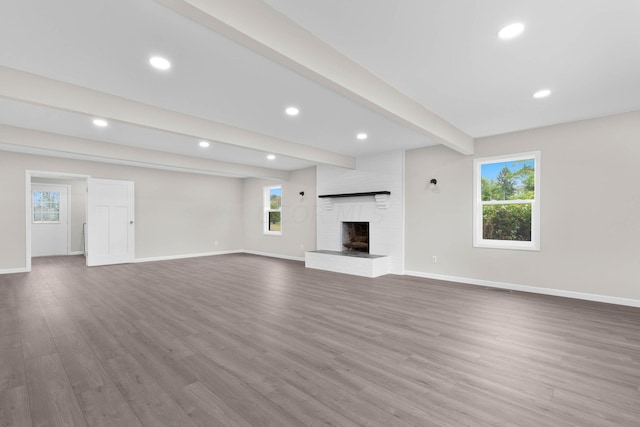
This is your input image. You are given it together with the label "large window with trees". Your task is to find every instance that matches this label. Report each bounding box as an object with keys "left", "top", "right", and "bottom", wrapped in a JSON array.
[
  {"left": 473, "top": 151, "right": 540, "bottom": 250},
  {"left": 264, "top": 185, "right": 282, "bottom": 235}
]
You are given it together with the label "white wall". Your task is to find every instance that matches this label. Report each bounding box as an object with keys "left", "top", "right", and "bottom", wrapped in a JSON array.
[
  {"left": 31, "top": 178, "right": 87, "bottom": 254},
  {"left": 134, "top": 167, "right": 243, "bottom": 260},
  {"left": 316, "top": 151, "right": 405, "bottom": 274},
  {"left": 242, "top": 167, "right": 316, "bottom": 259},
  {"left": 405, "top": 111, "right": 640, "bottom": 301},
  {"left": 0, "top": 151, "right": 244, "bottom": 271},
  {"left": 6, "top": 110, "right": 638, "bottom": 305}
]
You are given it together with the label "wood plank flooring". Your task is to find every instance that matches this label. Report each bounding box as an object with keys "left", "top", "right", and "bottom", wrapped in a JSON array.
[{"left": 1, "top": 254, "right": 639, "bottom": 426}]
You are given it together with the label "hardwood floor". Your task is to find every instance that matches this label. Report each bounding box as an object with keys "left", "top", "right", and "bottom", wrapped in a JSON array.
[{"left": 1, "top": 254, "right": 639, "bottom": 426}]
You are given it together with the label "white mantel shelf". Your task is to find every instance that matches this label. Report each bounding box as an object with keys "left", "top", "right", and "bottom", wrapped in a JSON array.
[
  {"left": 305, "top": 250, "right": 391, "bottom": 278},
  {"left": 318, "top": 191, "right": 391, "bottom": 210}
]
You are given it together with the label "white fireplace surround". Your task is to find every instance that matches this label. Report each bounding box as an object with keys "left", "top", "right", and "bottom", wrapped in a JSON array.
[{"left": 310, "top": 152, "right": 405, "bottom": 276}]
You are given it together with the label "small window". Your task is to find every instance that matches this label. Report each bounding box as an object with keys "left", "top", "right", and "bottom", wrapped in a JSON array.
[
  {"left": 264, "top": 185, "right": 282, "bottom": 235},
  {"left": 473, "top": 151, "right": 540, "bottom": 250},
  {"left": 33, "top": 191, "right": 61, "bottom": 223}
]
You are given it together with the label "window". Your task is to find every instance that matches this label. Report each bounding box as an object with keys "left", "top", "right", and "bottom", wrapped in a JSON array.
[
  {"left": 264, "top": 185, "right": 282, "bottom": 235},
  {"left": 473, "top": 151, "right": 540, "bottom": 250},
  {"left": 33, "top": 191, "right": 61, "bottom": 223}
]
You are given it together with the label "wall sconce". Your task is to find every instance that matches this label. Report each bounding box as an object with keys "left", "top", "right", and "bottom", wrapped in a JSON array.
[
  {"left": 299, "top": 191, "right": 305, "bottom": 201},
  {"left": 429, "top": 178, "right": 439, "bottom": 192}
]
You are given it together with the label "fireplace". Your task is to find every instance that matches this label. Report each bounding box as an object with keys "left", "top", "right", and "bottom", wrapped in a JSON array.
[{"left": 342, "top": 222, "right": 369, "bottom": 253}]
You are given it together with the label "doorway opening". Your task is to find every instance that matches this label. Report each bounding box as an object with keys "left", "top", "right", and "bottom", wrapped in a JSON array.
[{"left": 26, "top": 170, "right": 89, "bottom": 272}]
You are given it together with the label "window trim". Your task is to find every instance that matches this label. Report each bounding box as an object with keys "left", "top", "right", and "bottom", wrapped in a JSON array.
[
  {"left": 264, "top": 185, "right": 282, "bottom": 236},
  {"left": 473, "top": 151, "right": 541, "bottom": 251}
]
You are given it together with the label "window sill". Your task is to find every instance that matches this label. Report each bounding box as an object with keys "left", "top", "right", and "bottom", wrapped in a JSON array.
[{"left": 474, "top": 240, "right": 539, "bottom": 251}]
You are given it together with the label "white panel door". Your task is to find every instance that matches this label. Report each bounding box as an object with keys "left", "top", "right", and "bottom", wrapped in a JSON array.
[
  {"left": 87, "top": 178, "right": 135, "bottom": 266},
  {"left": 31, "top": 184, "right": 69, "bottom": 257}
]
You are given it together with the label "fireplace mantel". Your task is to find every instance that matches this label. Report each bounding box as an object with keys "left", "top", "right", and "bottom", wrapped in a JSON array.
[
  {"left": 318, "top": 191, "right": 390, "bottom": 210},
  {"left": 318, "top": 191, "right": 390, "bottom": 198}
]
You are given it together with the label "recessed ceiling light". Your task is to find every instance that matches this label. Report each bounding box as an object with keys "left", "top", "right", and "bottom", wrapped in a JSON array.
[
  {"left": 533, "top": 89, "right": 551, "bottom": 99},
  {"left": 92, "top": 118, "right": 108, "bottom": 127},
  {"left": 498, "top": 23, "right": 525, "bottom": 40},
  {"left": 285, "top": 106, "right": 299, "bottom": 116},
  {"left": 267, "top": 154, "right": 276, "bottom": 160},
  {"left": 356, "top": 133, "right": 368, "bottom": 140},
  {"left": 149, "top": 56, "right": 171, "bottom": 70},
  {"left": 199, "top": 141, "right": 210, "bottom": 148}
]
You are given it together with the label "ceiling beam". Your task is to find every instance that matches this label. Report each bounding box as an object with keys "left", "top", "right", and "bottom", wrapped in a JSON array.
[
  {"left": 0, "top": 124, "right": 291, "bottom": 180},
  {"left": 0, "top": 65, "right": 355, "bottom": 169},
  {"left": 154, "top": 0, "right": 474, "bottom": 155}
]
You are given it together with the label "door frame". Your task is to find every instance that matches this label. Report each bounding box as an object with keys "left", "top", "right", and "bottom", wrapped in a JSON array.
[{"left": 25, "top": 170, "right": 90, "bottom": 272}]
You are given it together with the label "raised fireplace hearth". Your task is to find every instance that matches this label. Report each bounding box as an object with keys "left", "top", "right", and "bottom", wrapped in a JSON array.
[
  {"left": 342, "top": 222, "right": 369, "bottom": 253},
  {"left": 305, "top": 250, "right": 390, "bottom": 278}
]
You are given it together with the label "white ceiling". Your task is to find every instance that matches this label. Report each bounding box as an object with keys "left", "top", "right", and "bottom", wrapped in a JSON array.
[
  {"left": 264, "top": 0, "right": 640, "bottom": 137},
  {"left": 0, "top": 0, "right": 638, "bottom": 175}
]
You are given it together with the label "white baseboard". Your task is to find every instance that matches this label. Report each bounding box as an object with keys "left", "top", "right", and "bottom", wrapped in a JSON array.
[
  {"left": 242, "top": 250, "right": 305, "bottom": 262},
  {"left": 68, "top": 251, "right": 84, "bottom": 256},
  {"left": 0, "top": 267, "right": 29, "bottom": 275},
  {"left": 135, "top": 250, "right": 243, "bottom": 263},
  {"left": 404, "top": 270, "right": 640, "bottom": 308}
]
